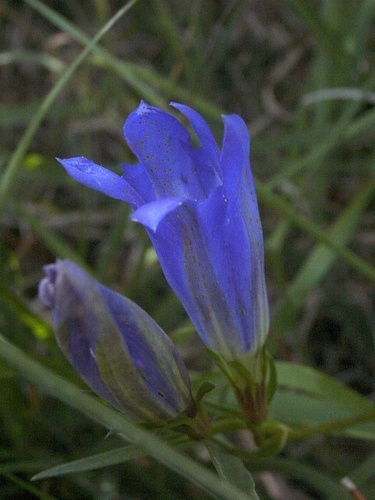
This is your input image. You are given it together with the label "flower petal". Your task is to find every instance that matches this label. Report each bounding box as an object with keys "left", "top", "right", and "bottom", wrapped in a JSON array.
[
  {"left": 170, "top": 102, "right": 221, "bottom": 190},
  {"left": 57, "top": 157, "right": 143, "bottom": 208},
  {"left": 219, "top": 115, "right": 269, "bottom": 347},
  {"left": 96, "top": 281, "right": 192, "bottom": 418},
  {"left": 124, "top": 101, "right": 205, "bottom": 200},
  {"left": 221, "top": 115, "right": 264, "bottom": 257},
  {"left": 135, "top": 199, "right": 246, "bottom": 358},
  {"left": 197, "top": 190, "right": 269, "bottom": 353},
  {"left": 170, "top": 103, "right": 220, "bottom": 166},
  {"left": 121, "top": 162, "right": 156, "bottom": 203},
  {"left": 130, "top": 197, "right": 185, "bottom": 232},
  {"left": 39, "top": 262, "right": 122, "bottom": 411}
]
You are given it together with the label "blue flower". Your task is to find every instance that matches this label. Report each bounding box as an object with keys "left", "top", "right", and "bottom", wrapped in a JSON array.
[
  {"left": 58, "top": 102, "right": 269, "bottom": 360},
  {"left": 39, "top": 259, "right": 195, "bottom": 423}
]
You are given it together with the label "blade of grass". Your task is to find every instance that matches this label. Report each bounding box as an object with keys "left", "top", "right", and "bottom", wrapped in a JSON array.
[
  {"left": 0, "top": 0, "right": 139, "bottom": 215},
  {"left": 0, "top": 50, "right": 65, "bottom": 73},
  {"left": 351, "top": 0, "right": 375, "bottom": 60},
  {"left": 292, "top": 182, "right": 374, "bottom": 298},
  {"left": 0, "top": 282, "right": 51, "bottom": 340},
  {"left": 25, "top": 0, "right": 164, "bottom": 108},
  {"left": 284, "top": 0, "right": 333, "bottom": 51},
  {"left": 270, "top": 96, "right": 375, "bottom": 186},
  {"left": 257, "top": 178, "right": 375, "bottom": 284},
  {"left": 32, "top": 446, "right": 144, "bottom": 479},
  {"left": 351, "top": 450, "right": 375, "bottom": 487},
  {"left": 276, "top": 362, "right": 374, "bottom": 414},
  {"left": 253, "top": 106, "right": 375, "bottom": 153},
  {"left": 1, "top": 472, "right": 57, "bottom": 500},
  {"left": 95, "top": 203, "right": 131, "bottom": 280},
  {"left": 209, "top": 441, "right": 351, "bottom": 498},
  {"left": 25, "top": 0, "right": 224, "bottom": 120},
  {"left": 0, "top": 336, "right": 252, "bottom": 500},
  {"left": 153, "top": 0, "right": 185, "bottom": 62},
  {"left": 0, "top": 460, "right": 57, "bottom": 475}
]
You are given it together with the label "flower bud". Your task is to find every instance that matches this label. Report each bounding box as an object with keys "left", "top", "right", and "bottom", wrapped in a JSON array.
[{"left": 39, "top": 259, "right": 195, "bottom": 423}]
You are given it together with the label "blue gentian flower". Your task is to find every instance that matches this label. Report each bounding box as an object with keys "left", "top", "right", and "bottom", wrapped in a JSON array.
[
  {"left": 39, "top": 259, "right": 195, "bottom": 423},
  {"left": 58, "top": 102, "right": 269, "bottom": 360}
]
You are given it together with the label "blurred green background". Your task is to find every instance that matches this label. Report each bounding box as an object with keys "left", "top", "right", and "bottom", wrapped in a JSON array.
[{"left": 1, "top": 0, "right": 374, "bottom": 498}]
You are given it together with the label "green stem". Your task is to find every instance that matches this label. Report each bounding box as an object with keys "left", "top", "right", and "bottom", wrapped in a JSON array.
[
  {"left": 207, "top": 348, "right": 269, "bottom": 425},
  {"left": 288, "top": 409, "right": 375, "bottom": 440},
  {"left": 206, "top": 417, "right": 247, "bottom": 436},
  {"left": 210, "top": 429, "right": 287, "bottom": 460}
]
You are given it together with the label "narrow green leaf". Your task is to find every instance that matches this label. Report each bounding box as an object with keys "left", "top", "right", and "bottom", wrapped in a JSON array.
[
  {"left": 274, "top": 362, "right": 375, "bottom": 440},
  {"left": 284, "top": 0, "right": 333, "bottom": 51},
  {"left": 195, "top": 362, "right": 375, "bottom": 440},
  {"left": 256, "top": 179, "right": 375, "bottom": 286},
  {"left": 0, "top": 50, "right": 65, "bottom": 73},
  {"left": 265, "top": 351, "right": 278, "bottom": 403},
  {"left": 286, "top": 178, "right": 375, "bottom": 306},
  {"left": 25, "top": 0, "right": 164, "bottom": 109},
  {"left": 351, "top": 450, "right": 375, "bottom": 486},
  {"left": 270, "top": 87, "right": 375, "bottom": 184},
  {"left": 1, "top": 472, "right": 57, "bottom": 500},
  {"left": 276, "top": 361, "right": 374, "bottom": 414},
  {"left": 32, "top": 446, "right": 144, "bottom": 480},
  {"left": 207, "top": 445, "right": 259, "bottom": 499},
  {"left": 270, "top": 392, "right": 375, "bottom": 440},
  {"left": 25, "top": 0, "right": 224, "bottom": 120},
  {"left": 0, "top": 0, "right": 139, "bottom": 214}
]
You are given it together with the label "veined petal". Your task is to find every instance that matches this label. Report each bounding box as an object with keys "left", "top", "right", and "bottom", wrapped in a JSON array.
[
  {"left": 197, "top": 189, "right": 269, "bottom": 353},
  {"left": 39, "top": 262, "right": 122, "bottom": 411},
  {"left": 170, "top": 102, "right": 221, "bottom": 190},
  {"left": 39, "top": 260, "right": 194, "bottom": 422},
  {"left": 221, "top": 115, "right": 264, "bottom": 261},
  {"left": 220, "top": 115, "right": 251, "bottom": 195},
  {"left": 58, "top": 157, "right": 143, "bottom": 208},
  {"left": 219, "top": 115, "right": 269, "bottom": 348},
  {"left": 170, "top": 103, "right": 220, "bottom": 166},
  {"left": 124, "top": 101, "right": 205, "bottom": 200},
  {"left": 96, "top": 281, "right": 192, "bottom": 419},
  {"left": 137, "top": 198, "right": 249, "bottom": 358},
  {"left": 131, "top": 116, "right": 269, "bottom": 357}
]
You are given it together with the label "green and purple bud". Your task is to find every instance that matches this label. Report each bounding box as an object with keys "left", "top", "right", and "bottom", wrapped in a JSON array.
[{"left": 39, "top": 259, "right": 195, "bottom": 423}]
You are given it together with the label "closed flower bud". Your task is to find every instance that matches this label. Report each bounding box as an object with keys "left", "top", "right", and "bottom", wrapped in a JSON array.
[{"left": 39, "top": 259, "right": 195, "bottom": 423}]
